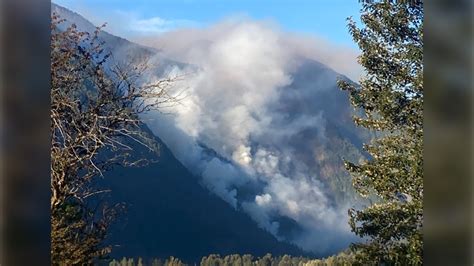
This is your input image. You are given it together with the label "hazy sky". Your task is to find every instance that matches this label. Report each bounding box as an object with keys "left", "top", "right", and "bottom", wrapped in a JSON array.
[{"left": 53, "top": 0, "right": 362, "bottom": 48}]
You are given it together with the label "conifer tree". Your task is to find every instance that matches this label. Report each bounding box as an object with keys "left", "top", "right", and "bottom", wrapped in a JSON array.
[
  {"left": 152, "top": 258, "right": 164, "bottom": 266},
  {"left": 338, "top": 0, "right": 423, "bottom": 264}
]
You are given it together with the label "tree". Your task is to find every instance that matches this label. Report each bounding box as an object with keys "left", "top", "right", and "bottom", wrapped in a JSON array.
[
  {"left": 242, "top": 254, "right": 254, "bottom": 266},
  {"left": 256, "top": 254, "right": 273, "bottom": 266},
  {"left": 277, "top": 255, "right": 292, "bottom": 266},
  {"left": 51, "top": 14, "right": 177, "bottom": 265},
  {"left": 337, "top": 0, "right": 423, "bottom": 264},
  {"left": 152, "top": 258, "right": 164, "bottom": 266},
  {"left": 165, "top": 257, "right": 186, "bottom": 266}
]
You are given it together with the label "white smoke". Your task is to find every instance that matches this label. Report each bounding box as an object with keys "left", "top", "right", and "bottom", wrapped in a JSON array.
[
  {"left": 138, "top": 18, "right": 361, "bottom": 254},
  {"left": 135, "top": 17, "right": 361, "bottom": 81}
]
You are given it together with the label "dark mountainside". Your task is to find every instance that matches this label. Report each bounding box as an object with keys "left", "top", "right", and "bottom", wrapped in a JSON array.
[
  {"left": 99, "top": 129, "right": 309, "bottom": 263},
  {"left": 52, "top": 3, "right": 368, "bottom": 263}
]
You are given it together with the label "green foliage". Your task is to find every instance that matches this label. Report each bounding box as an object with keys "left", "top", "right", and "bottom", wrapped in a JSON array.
[
  {"left": 338, "top": 0, "right": 423, "bottom": 265},
  {"left": 109, "top": 257, "right": 185, "bottom": 266},
  {"left": 197, "top": 253, "right": 353, "bottom": 266},
  {"left": 112, "top": 253, "right": 354, "bottom": 266}
]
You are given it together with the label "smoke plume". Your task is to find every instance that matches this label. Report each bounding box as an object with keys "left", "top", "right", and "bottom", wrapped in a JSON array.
[{"left": 137, "top": 18, "right": 363, "bottom": 254}]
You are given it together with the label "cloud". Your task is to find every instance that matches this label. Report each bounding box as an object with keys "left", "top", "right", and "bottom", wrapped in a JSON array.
[
  {"left": 117, "top": 11, "right": 199, "bottom": 35},
  {"left": 55, "top": 4, "right": 200, "bottom": 37},
  {"left": 136, "top": 18, "right": 362, "bottom": 81},
  {"left": 136, "top": 18, "right": 363, "bottom": 254}
]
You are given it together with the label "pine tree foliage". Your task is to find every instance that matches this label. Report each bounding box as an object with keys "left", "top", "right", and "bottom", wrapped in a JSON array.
[{"left": 337, "top": 1, "right": 423, "bottom": 264}]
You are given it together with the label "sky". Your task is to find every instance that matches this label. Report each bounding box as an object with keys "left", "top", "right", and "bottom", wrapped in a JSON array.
[{"left": 53, "top": 0, "right": 362, "bottom": 49}]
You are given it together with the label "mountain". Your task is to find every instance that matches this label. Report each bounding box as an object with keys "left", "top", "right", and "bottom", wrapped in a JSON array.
[
  {"left": 51, "top": 3, "right": 185, "bottom": 75},
  {"left": 52, "top": 3, "right": 368, "bottom": 262},
  {"left": 52, "top": 3, "right": 311, "bottom": 263},
  {"left": 99, "top": 129, "right": 309, "bottom": 263},
  {"left": 274, "top": 59, "right": 368, "bottom": 206}
]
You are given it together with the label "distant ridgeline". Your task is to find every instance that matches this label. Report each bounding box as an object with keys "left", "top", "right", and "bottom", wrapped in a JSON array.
[{"left": 108, "top": 252, "right": 355, "bottom": 266}]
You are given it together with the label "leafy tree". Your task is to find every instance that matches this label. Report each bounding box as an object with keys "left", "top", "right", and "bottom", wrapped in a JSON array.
[
  {"left": 338, "top": 0, "right": 423, "bottom": 265},
  {"left": 51, "top": 14, "right": 177, "bottom": 265}
]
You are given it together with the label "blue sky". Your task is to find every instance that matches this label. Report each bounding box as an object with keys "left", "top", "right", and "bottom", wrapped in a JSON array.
[{"left": 54, "top": 0, "right": 362, "bottom": 48}]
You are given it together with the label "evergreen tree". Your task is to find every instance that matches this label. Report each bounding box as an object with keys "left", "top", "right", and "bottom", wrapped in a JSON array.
[
  {"left": 256, "top": 254, "right": 273, "bottom": 266},
  {"left": 152, "top": 258, "right": 164, "bottom": 266},
  {"left": 338, "top": 0, "right": 423, "bottom": 265},
  {"left": 166, "top": 256, "right": 186, "bottom": 266},
  {"left": 242, "top": 254, "right": 254, "bottom": 266},
  {"left": 277, "top": 255, "right": 292, "bottom": 266}
]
